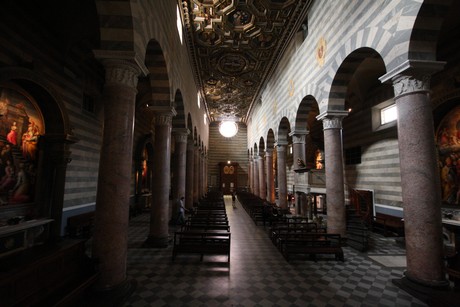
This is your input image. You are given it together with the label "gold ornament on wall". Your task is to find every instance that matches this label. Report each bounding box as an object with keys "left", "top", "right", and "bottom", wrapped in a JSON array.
[
  {"left": 316, "top": 37, "right": 326, "bottom": 67},
  {"left": 289, "top": 79, "right": 295, "bottom": 97}
]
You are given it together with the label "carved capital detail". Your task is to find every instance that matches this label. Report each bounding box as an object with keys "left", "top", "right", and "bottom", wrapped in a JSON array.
[
  {"left": 292, "top": 134, "right": 306, "bottom": 144},
  {"left": 322, "top": 117, "right": 343, "bottom": 130},
  {"left": 153, "top": 112, "right": 173, "bottom": 126},
  {"left": 276, "top": 144, "right": 286, "bottom": 153},
  {"left": 103, "top": 60, "right": 141, "bottom": 88},
  {"left": 393, "top": 74, "right": 430, "bottom": 98},
  {"left": 173, "top": 129, "right": 190, "bottom": 144}
]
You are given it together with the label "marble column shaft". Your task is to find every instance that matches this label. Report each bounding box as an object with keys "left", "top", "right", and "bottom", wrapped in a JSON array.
[
  {"left": 392, "top": 73, "right": 445, "bottom": 285},
  {"left": 277, "top": 144, "right": 288, "bottom": 209},
  {"left": 253, "top": 157, "right": 260, "bottom": 197},
  {"left": 147, "top": 110, "right": 175, "bottom": 246},
  {"left": 193, "top": 146, "right": 200, "bottom": 204},
  {"left": 248, "top": 158, "right": 253, "bottom": 193},
  {"left": 172, "top": 129, "right": 188, "bottom": 213},
  {"left": 258, "top": 154, "right": 266, "bottom": 200},
  {"left": 266, "top": 150, "right": 275, "bottom": 203},
  {"left": 185, "top": 139, "right": 195, "bottom": 209},
  {"left": 319, "top": 115, "right": 346, "bottom": 236},
  {"left": 92, "top": 59, "right": 141, "bottom": 289}
]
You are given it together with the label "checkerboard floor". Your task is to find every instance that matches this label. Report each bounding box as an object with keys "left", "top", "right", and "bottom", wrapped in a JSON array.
[{"left": 123, "top": 196, "right": 426, "bottom": 306}]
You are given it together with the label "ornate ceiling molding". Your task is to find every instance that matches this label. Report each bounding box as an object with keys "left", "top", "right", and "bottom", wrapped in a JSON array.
[{"left": 182, "top": 0, "right": 313, "bottom": 123}]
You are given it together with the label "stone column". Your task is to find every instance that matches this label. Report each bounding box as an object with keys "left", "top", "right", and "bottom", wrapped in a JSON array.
[
  {"left": 171, "top": 128, "right": 189, "bottom": 215},
  {"left": 145, "top": 107, "right": 176, "bottom": 247},
  {"left": 201, "top": 151, "right": 205, "bottom": 197},
  {"left": 266, "top": 149, "right": 275, "bottom": 203},
  {"left": 193, "top": 144, "right": 200, "bottom": 204},
  {"left": 276, "top": 142, "right": 288, "bottom": 209},
  {"left": 253, "top": 156, "right": 260, "bottom": 197},
  {"left": 92, "top": 58, "right": 142, "bottom": 291},
  {"left": 316, "top": 111, "right": 348, "bottom": 236},
  {"left": 248, "top": 157, "right": 253, "bottom": 193},
  {"left": 290, "top": 130, "right": 308, "bottom": 170},
  {"left": 185, "top": 137, "right": 194, "bottom": 209},
  {"left": 258, "top": 154, "right": 266, "bottom": 199},
  {"left": 204, "top": 154, "right": 208, "bottom": 195},
  {"left": 380, "top": 60, "right": 447, "bottom": 287}
]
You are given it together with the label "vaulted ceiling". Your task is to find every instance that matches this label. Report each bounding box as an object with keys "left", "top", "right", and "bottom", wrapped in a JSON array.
[{"left": 182, "top": 0, "right": 313, "bottom": 123}]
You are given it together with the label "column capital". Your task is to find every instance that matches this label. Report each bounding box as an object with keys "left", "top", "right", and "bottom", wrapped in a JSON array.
[
  {"left": 275, "top": 140, "right": 288, "bottom": 147},
  {"left": 151, "top": 106, "right": 177, "bottom": 126},
  {"left": 316, "top": 111, "right": 348, "bottom": 130},
  {"left": 379, "top": 59, "right": 445, "bottom": 98},
  {"left": 289, "top": 129, "right": 308, "bottom": 144},
  {"left": 265, "top": 150, "right": 273, "bottom": 157},
  {"left": 172, "top": 128, "right": 190, "bottom": 143},
  {"left": 93, "top": 50, "right": 149, "bottom": 75}
]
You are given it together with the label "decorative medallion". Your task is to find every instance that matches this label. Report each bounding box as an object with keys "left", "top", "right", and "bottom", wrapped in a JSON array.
[
  {"left": 316, "top": 37, "right": 326, "bottom": 67},
  {"left": 218, "top": 53, "right": 248, "bottom": 75}
]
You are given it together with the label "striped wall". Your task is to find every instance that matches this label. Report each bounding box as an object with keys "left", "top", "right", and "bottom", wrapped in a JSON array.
[
  {"left": 246, "top": 0, "right": 454, "bottom": 210},
  {"left": 208, "top": 122, "right": 248, "bottom": 191},
  {"left": 248, "top": 0, "right": 450, "bottom": 148}
]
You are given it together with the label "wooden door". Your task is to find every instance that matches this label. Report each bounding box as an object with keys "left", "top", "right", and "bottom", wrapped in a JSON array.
[{"left": 219, "top": 162, "right": 238, "bottom": 194}]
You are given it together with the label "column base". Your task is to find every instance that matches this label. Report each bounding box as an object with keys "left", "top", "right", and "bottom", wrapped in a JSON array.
[
  {"left": 85, "top": 278, "right": 137, "bottom": 307},
  {"left": 142, "top": 235, "right": 170, "bottom": 248},
  {"left": 393, "top": 274, "right": 458, "bottom": 306}
]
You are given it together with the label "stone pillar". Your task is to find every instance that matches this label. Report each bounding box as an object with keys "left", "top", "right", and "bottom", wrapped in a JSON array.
[
  {"left": 92, "top": 58, "right": 142, "bottom": 291},
  {"left": 185, "top": 137, "right": 194, "bottom": 209},
  {"left": 380, "top": 60, "right": 447, "bottom": 287},
  {"left": 276, "top": 142, "right": 288, "bottom": 209},
  {"left": 193, "top": 144, "right": 200, "bottom": 204},
  {"left": 204, "top": 154, "right": 208, "bottom": 195},
  {"left": 248, "top": 157, "right": 253, "bottom": 193},
  {"left": 171, "top": 129, "right": 189, "bottom": 215},
  {"left": 290, "top": 130, "right": 308, "bottom": 170},
  {"left": 316, "top": 111, "right": 348, "bottom": 236},
  {"left": 145, "top": 108, "right": 176, "bottom": 247},
  {"left": 258, "top": 153, "right": 266, "bottom": 200},
  {"left": 201, "top": 151, "right": 206, "bottom": 197},
  {"left": 253, "top": 156, "right": 260, "bottom": 197},
  {"left": 266, "top": 149, "right": 275, "bottom": 203}
]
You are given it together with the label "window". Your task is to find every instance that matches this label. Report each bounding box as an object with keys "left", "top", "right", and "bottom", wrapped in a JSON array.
[
  {"left": 345, "top": 146, "right": 361, "bottom": 165},
  {"left": 381, "top": 104, "right": 397, "bottom": 125},
  {"left": 372, "top": 99, "right": 397, "bottom": 131},
  {"left": 176, "top": 6, "right": 183, "bottom": 44}
]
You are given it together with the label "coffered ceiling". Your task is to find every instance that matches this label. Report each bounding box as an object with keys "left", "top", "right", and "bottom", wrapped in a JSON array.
[{"left": 182, "top": 0, "right": 313, "bottom": 123}]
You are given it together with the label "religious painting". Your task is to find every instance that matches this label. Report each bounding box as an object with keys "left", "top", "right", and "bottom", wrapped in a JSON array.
[
  {"left": 437, "top": 105, "right": 460, "bottom": 205},
  {"left": 316, "top": 37, "right": 326, "bottom": 67},
  {"left": 0, "top": 87, "right": 44, "bottom": 206}
]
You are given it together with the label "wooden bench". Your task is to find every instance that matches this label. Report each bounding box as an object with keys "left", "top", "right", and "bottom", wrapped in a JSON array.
[
  {"left": 181, "top": 223, "right": 230, "bottom": 232},
  {"left": 66, "top": 212, "right": 95, "bottom": 239},
  {"left": 373, "top": 213, "right": 404, "bottom": 237},
  {"left": 280, "top": 233, "right": 344, "bottom": 262},
  {"left": 172, "top": 231, "right": 231, "bottom": 262}
]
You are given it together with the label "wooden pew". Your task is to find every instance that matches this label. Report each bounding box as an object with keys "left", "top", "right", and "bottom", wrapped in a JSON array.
[
  {"left": 373, "top": 213, "right": 404, "bottom": 237},
  {"left": 280, "top": 233, "right": 344, "bottom": 262},
  {"left": 172, "top": 231, "right": 231, "bottom": 262}
]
